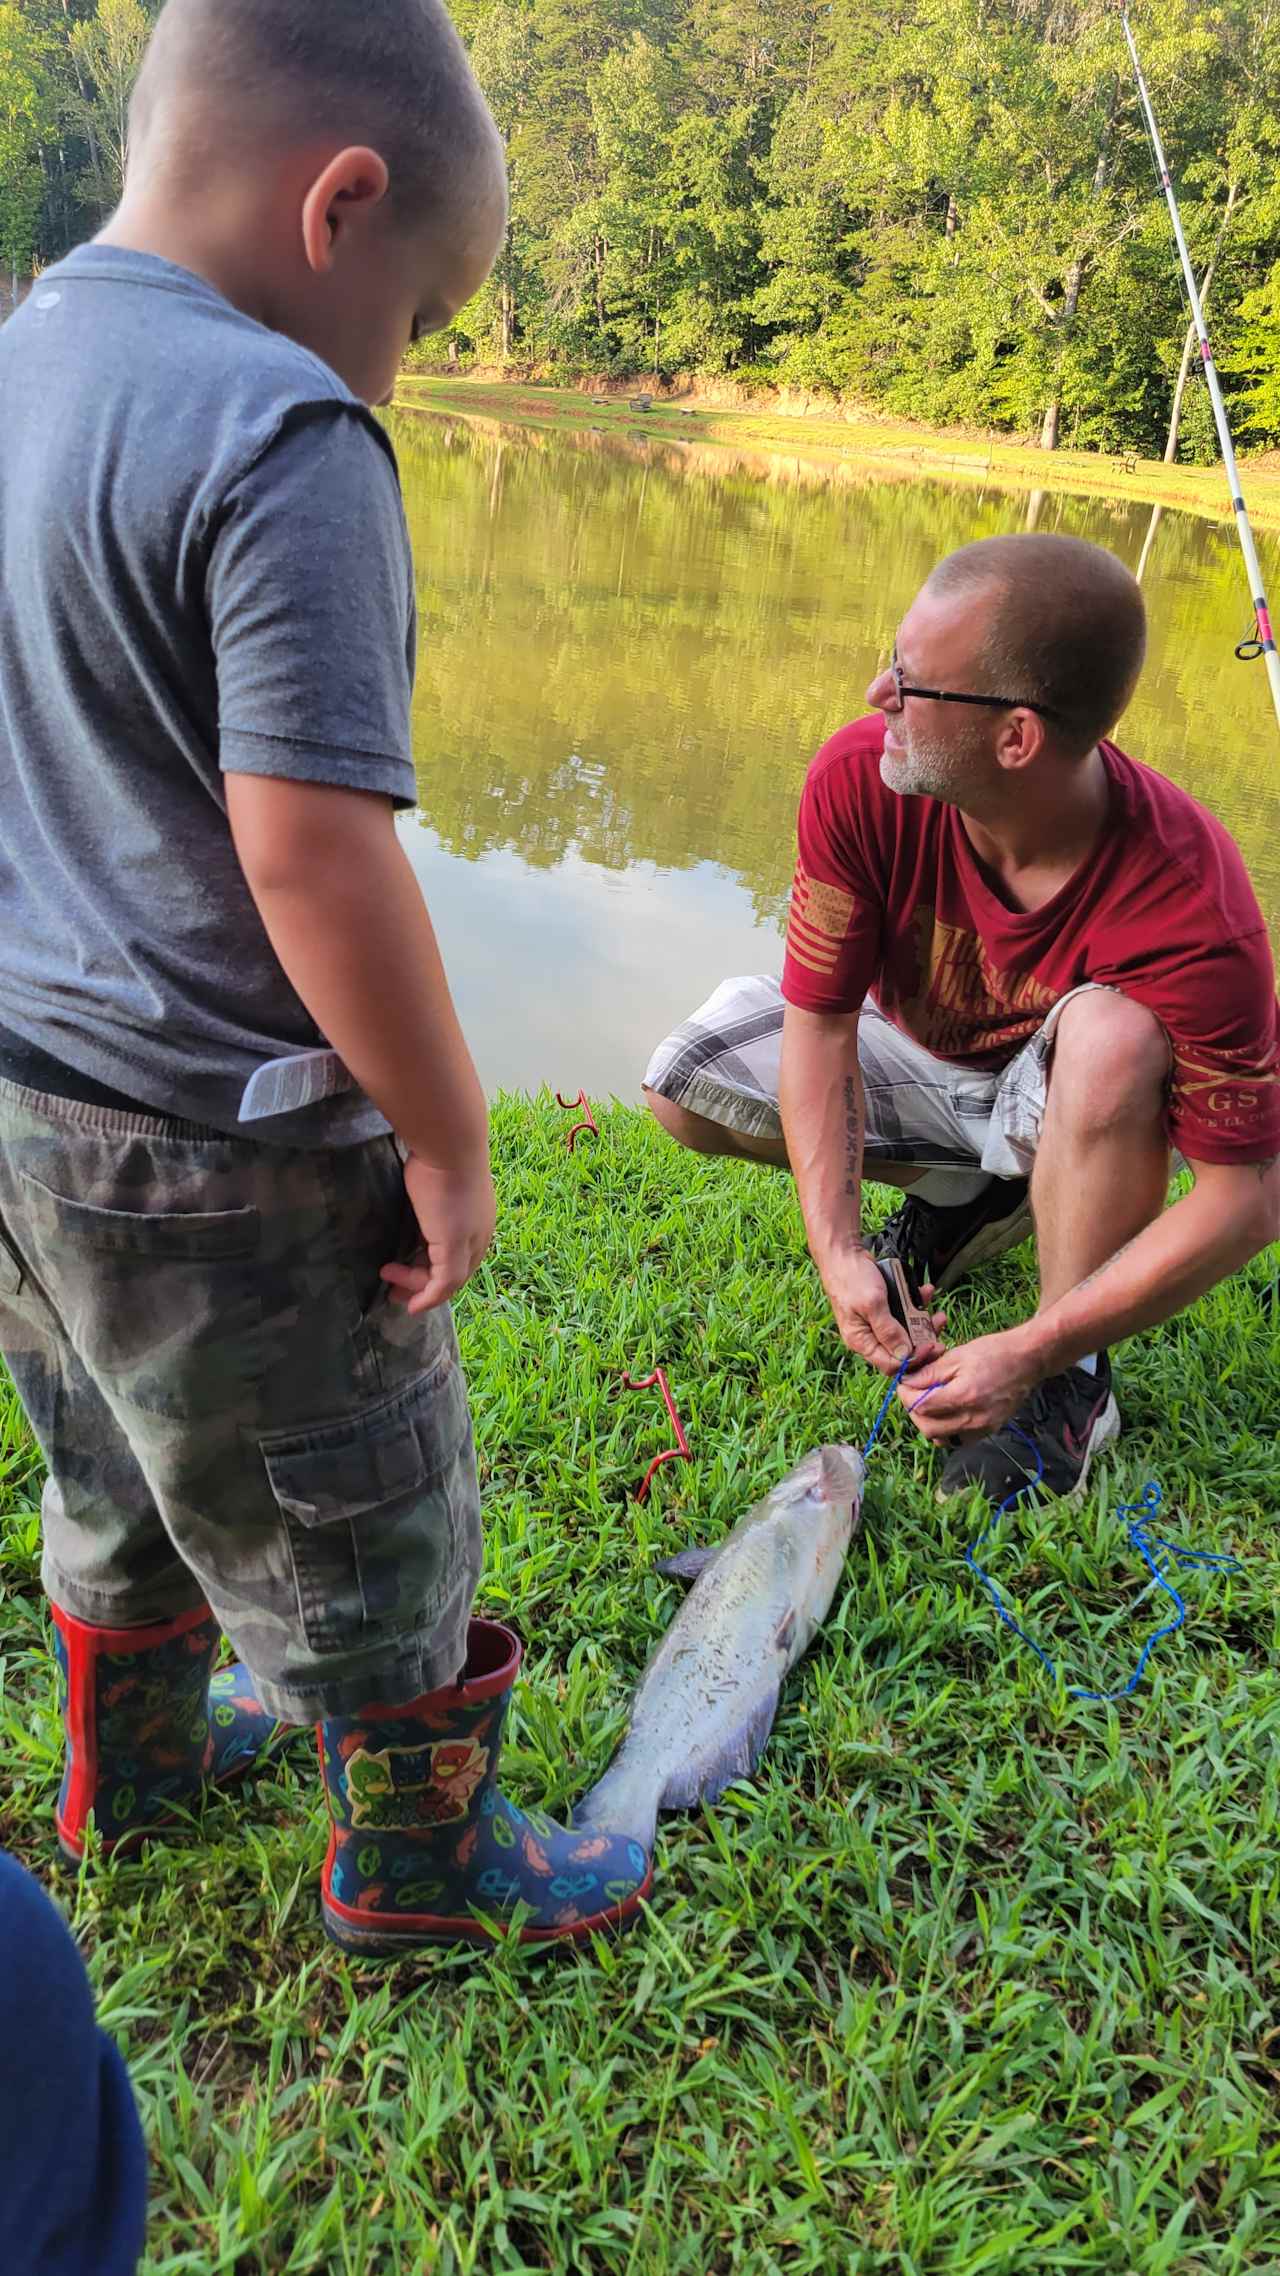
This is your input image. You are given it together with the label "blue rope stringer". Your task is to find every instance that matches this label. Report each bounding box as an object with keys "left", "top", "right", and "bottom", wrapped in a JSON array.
[
  {"left": 967, "top": 1470, "right": 1240, "bottom": 1702},
  {"left": 863, "top": 1368, "right": 1241, "bottom": 1702},
  {"left": 860, "top": 1356, "right": 914, "bottom": 1459}
]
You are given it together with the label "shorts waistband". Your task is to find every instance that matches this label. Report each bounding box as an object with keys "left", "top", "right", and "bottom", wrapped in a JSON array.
[{"left": 0, "top": 1075, "right": 226, "bottom": 1144}]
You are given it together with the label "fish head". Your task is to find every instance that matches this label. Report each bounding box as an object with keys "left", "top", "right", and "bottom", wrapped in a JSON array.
[
  {"left": 786, "top": 1443, "right": 866, "bottom": 1516},
  {"left": 760, "top": 1443, "right": 865, "bottom": 1566},
  {"left": 756, "top": 1444, "right": 865, "bottom": 1652}
]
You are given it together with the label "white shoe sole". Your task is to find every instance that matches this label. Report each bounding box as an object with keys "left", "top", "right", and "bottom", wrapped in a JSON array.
[
  {"left": 1068, "top": 1390, "right": 1121, "bottom": 1499},
  {"left": 937, "top": 1390, "right": 1121, "bottom": 1505}
]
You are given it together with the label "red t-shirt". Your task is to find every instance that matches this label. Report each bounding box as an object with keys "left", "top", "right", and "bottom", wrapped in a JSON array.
[{"left": 781, "top": 715, "right": 1280, "bottom": 1166}]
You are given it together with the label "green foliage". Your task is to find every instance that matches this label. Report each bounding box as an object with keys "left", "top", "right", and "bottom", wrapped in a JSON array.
[
  {"left": 66, "top": 0, "right": 152, "bottom": 218},
  {"left": 441, "top": 0, "right": 1280, "bottom": 453},
  {"left": 0, "top": 4, "right": 54, "bottom": 282},
  {"left": 4, "top": 0, "right": 1280, "bottom": 450},
  {"left": 4, "top": 1102, "right": 1279, "bottom": 2269},
  {"left": 1225, "top": 263, "right": 1280, "bottom": 443}
]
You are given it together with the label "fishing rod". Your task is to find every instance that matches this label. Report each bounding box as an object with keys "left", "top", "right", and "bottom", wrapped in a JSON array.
[{"left": 1119, "top": 5, "right": 1280, "bottom": 740}]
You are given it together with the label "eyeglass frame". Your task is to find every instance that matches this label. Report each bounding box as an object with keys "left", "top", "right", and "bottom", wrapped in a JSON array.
[{"left": 889, "top": 648, "right": 1063, "bottom": 722}]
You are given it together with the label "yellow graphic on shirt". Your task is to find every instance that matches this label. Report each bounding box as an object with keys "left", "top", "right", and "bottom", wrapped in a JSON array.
[
  {"left": 1172, "top": 1040, "right": 1279, "bottom": 1133},
  {"left": 897, "top": 910, "right": 1057, "bottom": 1059},
  {"left": 786, "top": 864, "right": 856, "bottom": 978}
]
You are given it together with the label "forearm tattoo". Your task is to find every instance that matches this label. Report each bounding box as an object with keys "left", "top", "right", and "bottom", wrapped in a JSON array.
[
  {"left": 1074, "top": 1231, "right": 1142, "bottom": 1294},
  {"left": 843, "top": 1073, "right": 863, "bottom": 1203}
]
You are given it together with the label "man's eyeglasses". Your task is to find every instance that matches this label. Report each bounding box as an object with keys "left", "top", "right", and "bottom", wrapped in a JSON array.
[{"left": 890, "top": 650, "right": 1062, "bottom": 722}]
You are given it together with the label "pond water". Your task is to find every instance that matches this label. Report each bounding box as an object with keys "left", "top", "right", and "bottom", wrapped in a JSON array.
[{"left": 388, "top": 407, "right": 1280, "bottom": 1102}]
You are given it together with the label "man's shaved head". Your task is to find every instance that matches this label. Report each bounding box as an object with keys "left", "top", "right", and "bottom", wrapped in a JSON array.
[
  {"left": 132, "top": 0, "right": 504, "bottom": 228},
  {"left": 926, "top": 534, "right": 1147, "bottom": 758}
]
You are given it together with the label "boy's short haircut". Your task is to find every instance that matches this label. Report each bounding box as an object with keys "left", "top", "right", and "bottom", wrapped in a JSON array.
[{"left": 133, "top": 0, "right": 501, "bottom": 223}]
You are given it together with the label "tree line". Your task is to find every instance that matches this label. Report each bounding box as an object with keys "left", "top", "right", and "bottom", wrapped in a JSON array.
[{"left": 4, "top": 0, "right": 1280, "bottom": 457}]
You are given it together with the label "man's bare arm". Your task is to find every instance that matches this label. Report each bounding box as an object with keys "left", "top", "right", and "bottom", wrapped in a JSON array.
[
  {"left": 904, "top": 1155, "right": 1279, "bottom": 1441},
  {"left": 779, "top": 1004, "right": 930, "bottom": 1374},
  {"left": 226, "top": 775, "right": 493, "bottom": 1308},
  {"left": 1030, "top": 1155, "right": 1279, "bottom": 1369}
]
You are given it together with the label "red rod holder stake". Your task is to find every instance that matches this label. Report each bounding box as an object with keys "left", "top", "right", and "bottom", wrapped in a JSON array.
[
  {"left": 555, "top": 1089, "right": 599, "bottom": 1154},
  {"left": 621, "top": 1367, "right": 691, "bottom": 1502}
]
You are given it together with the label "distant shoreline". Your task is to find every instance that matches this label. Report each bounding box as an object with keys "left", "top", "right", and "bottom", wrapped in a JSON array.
[{"left": 394, "top": 373, "right": 1280, "bottom": 536}]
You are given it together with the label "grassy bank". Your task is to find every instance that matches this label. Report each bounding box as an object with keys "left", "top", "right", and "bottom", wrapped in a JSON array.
[
  {"left": 2, "top": 1097, "right": 1279, "bottom": 2274},
  {"left": 395, "top": 375, "right": 1280, "bottom": 535}
]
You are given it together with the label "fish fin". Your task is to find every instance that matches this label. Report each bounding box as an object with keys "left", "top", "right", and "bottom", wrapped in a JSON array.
[
  {"left": 656, "top": 1546, "right": 719, "bottom": 1582},
  {"left": 658, "top": 1683, "right": 781, "bottom": 1812},
  {"left": 774, "top": 1605, "right": 797, "bottom": 1654}
]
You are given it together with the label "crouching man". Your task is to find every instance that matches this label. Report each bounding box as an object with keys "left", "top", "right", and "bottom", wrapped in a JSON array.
[{"left": 644, "top": 534, "right": 1280, "bottom": 1502}]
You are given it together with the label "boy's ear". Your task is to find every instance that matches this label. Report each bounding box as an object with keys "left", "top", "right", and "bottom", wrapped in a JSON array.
[{"left": 301, "top": 147, "right": 392, "bottom": 275}]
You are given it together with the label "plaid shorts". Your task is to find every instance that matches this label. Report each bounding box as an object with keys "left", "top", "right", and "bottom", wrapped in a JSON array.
[
  {"left": 644, "top": 975, "right": 1112, "bottom": 1179},
  {"left": 0, "top": 1083, "right": 482, "bottom": 1722}
]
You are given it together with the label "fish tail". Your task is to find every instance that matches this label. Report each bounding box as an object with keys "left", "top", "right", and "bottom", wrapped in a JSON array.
[{"left": 572, "top": 1754, "right": 660, "bottom": 1850}]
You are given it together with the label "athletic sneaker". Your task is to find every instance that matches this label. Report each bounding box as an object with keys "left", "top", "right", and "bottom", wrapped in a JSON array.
[
  {"left": 869, "top": 1176, "right": 1033, "bottom": 1298},
  {"left": 937, "top": 1353, "right": 1121, "bottom": 1505}
]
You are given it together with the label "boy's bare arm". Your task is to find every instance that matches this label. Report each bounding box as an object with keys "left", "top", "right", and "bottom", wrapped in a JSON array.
[{"left": 226, "top": 774, "right": 493, "bottom": 1310}]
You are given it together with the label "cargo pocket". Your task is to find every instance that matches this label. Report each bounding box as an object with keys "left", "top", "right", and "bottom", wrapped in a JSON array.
[
  {"left": 18, "top": 1174, "right": 260, "bottom": 1259},
  {"left": 260, "top": 1350, "right": 476, "bottom": 1657}
]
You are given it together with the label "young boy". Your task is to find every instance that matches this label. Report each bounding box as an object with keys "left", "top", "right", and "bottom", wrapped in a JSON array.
[{"left": 0, "top": 0, "right": 649, "bottom": 1952}]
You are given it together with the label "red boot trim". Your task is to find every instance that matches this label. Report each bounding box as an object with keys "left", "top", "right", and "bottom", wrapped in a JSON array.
[
  {"left": 52, "top": 1599, "right": 213, "bottom": 1857},
  {"left": 351, "top": 1617, "right": 523, "bottom": 1722},
  {"left": 320, "top": 1864, "right": 654, "bottom": 1952},
  {"left": 52, "top": 1600, "right": 213, "bottom": 1656}
]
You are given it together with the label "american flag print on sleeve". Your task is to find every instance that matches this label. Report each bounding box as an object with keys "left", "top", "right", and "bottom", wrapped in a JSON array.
[{"left": 785, "top": 864, "right": 856, "bottom": 982}]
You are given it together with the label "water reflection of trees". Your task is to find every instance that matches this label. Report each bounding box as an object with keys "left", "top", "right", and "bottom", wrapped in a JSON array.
[{"left": 391, "top": 412, "right": 1280, "bottom": 943}]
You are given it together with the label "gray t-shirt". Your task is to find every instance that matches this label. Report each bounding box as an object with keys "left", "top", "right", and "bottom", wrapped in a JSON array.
[{"left": 0, "top": 245, "right": 419, "bottom": 1145}]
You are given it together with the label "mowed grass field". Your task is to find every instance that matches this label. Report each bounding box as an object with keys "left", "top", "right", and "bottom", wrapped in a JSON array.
[{"left": 1, "top": 1098, "right": 1278, "bottom": 2275}]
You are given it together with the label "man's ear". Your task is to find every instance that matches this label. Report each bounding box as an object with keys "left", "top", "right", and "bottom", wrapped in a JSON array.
[
  {"left": 301, "top": 146, "right": 391, "bottom": 275},
  {"left": 993, "top": 709, "right": 1049, "bottom": 775}
]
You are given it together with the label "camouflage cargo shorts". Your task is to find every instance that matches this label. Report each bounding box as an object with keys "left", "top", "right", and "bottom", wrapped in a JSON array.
[{"left": 0, "top": 1082, "right": 482, "bottom": 1721}]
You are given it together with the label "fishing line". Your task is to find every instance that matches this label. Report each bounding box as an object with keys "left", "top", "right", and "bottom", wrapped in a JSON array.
[
  {"left": 1118, "top": 5, "right": 1280, "bottom": 733},
  {"left": 862, "top": 1358, "right": 1241, "bottom": 1699}
]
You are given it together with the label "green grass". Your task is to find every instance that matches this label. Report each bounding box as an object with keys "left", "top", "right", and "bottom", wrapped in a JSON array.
[{"left": 2, "top": 1097, "right": 1279, "bottom": 2275}]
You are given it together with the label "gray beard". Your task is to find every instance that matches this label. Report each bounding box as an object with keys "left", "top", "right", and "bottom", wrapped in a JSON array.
[{"left": 879, "top": 729, "right": 980, "bottom": 802}]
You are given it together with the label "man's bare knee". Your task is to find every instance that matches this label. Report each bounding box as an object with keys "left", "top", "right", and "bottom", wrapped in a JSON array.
[
  {"left": 642, "top": 1087, "right": 787, "bottom": 1165},
  {"left": 1048, "top": 991, "right": 1170, "bottom": 1131},
  {"left": 643, "top": 1087, "right": 734, "bottom": 1156}
]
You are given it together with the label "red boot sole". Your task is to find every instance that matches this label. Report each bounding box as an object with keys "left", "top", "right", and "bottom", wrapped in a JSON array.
[{"left": 321, "top": 1869, "right": 654, "bottom": 1956}]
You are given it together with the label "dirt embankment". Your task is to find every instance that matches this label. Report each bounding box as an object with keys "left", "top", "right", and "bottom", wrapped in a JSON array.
[{"left": 396, "top": 371, "right": 1280, "bottom": 533}]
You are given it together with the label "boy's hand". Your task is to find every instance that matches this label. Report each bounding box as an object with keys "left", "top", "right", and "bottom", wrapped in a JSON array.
[{"left": 381, "top": 1152, "right": 496, "bottom": 1313}]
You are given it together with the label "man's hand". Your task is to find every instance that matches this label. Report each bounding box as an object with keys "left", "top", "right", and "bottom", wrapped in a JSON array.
[
  {"left": 897, "top": 1324, "right": 1043, "bottom": 1441},
  {"left": 380, "top": 1151, "right": 496, "bottom": 1314},
  {"left": 822, "top": 1245, "right": 946, "bottom": 1377}
]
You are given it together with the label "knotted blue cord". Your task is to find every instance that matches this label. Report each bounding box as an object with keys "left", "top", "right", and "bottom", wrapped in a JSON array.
[{"left": 862, "top": 1365, "right": 1241, "bottom": 1701}]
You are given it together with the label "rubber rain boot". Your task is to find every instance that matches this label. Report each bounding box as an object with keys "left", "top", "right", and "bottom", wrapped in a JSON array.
[
  {"left": 52, "top": 1601, "right": 293, "bottom": 1862},
  {"left": 318, "top": 1618, "right": 652, "bottom": 1952}
]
